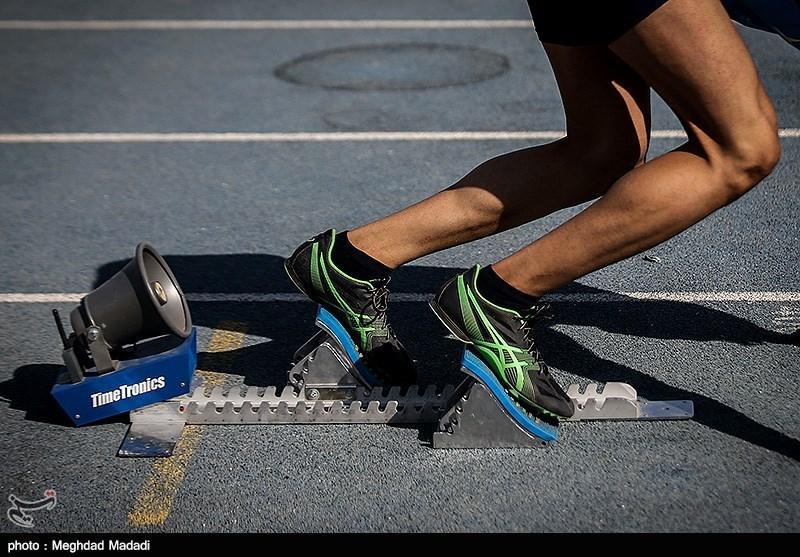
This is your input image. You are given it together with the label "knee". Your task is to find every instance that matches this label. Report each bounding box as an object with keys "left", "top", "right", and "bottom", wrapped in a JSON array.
[
  {"left": 566, "top": 131, "right": 649, "bottom": 195},
  {"left": 715, "top": 121, "right": 781, "bottom": 201},
  {"left": 592, "top": 136, "right": 649, "bottom": 173}
]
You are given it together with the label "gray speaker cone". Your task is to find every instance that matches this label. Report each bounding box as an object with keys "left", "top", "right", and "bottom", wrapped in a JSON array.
[
  {"left": 137, "top": 243, "right": 191, "bottom": 338},
  {"left": 71, "top": 243, "right": 192, "bottom": 348}
]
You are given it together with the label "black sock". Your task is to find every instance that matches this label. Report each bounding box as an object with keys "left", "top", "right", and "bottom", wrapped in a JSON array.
[
  {"left": 330, "top": 230, "right": 393, "bottom": 281},
  {"left": 476, "top": 265, "right": 539, "bottom": 311}
]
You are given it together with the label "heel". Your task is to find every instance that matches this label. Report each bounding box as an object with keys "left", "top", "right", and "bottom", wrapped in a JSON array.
[
  {"left": 283, "top": 257, "right": 315, "bottom": 301},
  {"left": 428, "top": 300, "right": 473, "bottom": 344}
]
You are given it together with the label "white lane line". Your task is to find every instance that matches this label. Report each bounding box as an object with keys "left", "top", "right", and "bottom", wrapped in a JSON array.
[
  {"left": 1, "top": 292, "right": 799, "bottom": 303},
  {"left": 0, "top": 132, "right": 562, "bottom": 143},
  {"left": 0, "top": 293, "right": 85, "bottom": 303},
  {"left": 0, "top": 129, "right": 797, "bottom": 143},
  {"left": 0, "top": 19, "right": 534, "bottom": 31}
]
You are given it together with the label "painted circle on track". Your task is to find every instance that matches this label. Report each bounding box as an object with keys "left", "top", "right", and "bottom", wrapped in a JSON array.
[{"left": 275, "top": 43, "right": 510, "bottom": 91}]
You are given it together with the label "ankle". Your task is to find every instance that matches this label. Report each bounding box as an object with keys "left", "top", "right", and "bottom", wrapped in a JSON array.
[
  {"left": 330, "top": 230, "right": 394, "bottom": 281},
  {"left": 476, "top": 264, "right": 539, "bottom": 311}
]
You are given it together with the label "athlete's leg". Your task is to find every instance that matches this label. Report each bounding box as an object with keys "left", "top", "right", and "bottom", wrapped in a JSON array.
[
  {"left": 286, "top": 45, "right": 652, "bottom": 387},
  {"left": 493, "top": 0, "right": 781, "bottom": 296},
  {"left": 347, "top": 44, "right": 651, "bottom": 268}
]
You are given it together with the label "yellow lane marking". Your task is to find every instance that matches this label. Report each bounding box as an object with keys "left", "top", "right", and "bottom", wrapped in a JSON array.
[{"left": 128, "top": 322, "right": 246, "bottom": 527}]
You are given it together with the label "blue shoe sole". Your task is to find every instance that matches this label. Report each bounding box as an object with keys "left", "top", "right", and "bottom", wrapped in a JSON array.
[{"left": 460, "top": 349, "right": 559, "bottom": 442}]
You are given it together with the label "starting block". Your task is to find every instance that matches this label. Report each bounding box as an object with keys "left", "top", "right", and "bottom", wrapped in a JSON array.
[{"left": 118, "top": 306, "right": 693, "bottom": 457}]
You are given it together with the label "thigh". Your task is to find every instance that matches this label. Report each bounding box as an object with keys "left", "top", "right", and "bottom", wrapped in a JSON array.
[
  {"left": 544, "top": 43, "right": 651, "bottom": 159},
  {"left": 608, "top": 0, "right": 777, "bottom": 147}
]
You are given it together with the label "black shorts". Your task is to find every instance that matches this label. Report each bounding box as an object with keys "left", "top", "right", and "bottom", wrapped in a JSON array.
[{"left": 527, "top": 0, "right": 671, "bottom": 46}]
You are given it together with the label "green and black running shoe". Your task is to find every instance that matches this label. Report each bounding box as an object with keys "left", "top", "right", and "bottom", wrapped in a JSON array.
[
  {"left": 284, "top": 229, "right": 416, "bottom": 386},
  {"left": 429, "top": 265, "right": 574, "bottom": 418}
]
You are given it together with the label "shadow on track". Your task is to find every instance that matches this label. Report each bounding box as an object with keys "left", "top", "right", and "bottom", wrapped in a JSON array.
[
  {"left": 3, "top": 252, "right": 795, "bottom": 461},
  {"left": 0, "top": 363, "right": 128, "bottom": 427}
]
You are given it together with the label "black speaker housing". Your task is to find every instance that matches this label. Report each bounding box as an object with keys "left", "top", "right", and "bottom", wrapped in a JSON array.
[{"left": 70, "top": 243, "right": 192, "bottom": 350}]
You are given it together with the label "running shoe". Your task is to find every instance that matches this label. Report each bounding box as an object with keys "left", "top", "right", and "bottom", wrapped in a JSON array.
[
  {"left": 284, "top": 229, "right": 416, "bottom": 386},
  {"left": 429, "top": 265, "right": 574, "bottom": 418}
]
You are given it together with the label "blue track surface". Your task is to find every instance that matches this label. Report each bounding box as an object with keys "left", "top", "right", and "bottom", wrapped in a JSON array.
[{"left": 0, "top": 0, "right": 797, "bottom": 533}]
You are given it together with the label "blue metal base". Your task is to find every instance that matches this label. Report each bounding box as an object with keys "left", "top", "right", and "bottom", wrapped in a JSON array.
[
  {"left": 460, "top": 349, "right": 559, "bottom": 442},
  {"left": 314, "top": 306, "right": 378, "bottom": 387},
  {"left": 51, "top": 328, "right": 197, "bottom": 426}
]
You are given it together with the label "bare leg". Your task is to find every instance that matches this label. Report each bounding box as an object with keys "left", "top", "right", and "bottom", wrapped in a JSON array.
[
  {"left": 348, "top": 44, "right": 651, "bottom": 268},
  {"left": 493, "top": 0, "right": 781, "bottom": 296}
]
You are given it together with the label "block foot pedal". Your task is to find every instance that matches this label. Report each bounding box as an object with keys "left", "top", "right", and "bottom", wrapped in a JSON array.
[
  {"left": 433, "top": 350, "right": 558, "bottom": 448},
  {"left": 287, "top": 306, "right": 378, "bottom": 400}
]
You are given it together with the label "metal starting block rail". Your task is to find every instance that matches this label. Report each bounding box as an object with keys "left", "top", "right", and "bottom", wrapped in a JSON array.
[{"left": 119, "top": 307, "right": 694, "bottom": 457}]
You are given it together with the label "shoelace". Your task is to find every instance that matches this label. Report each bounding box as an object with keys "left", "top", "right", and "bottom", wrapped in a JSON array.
[
  {"left": 518, "top": 302, "right": 552, "bottom": 375},
  {"left": 359, "top": 278, "right": 391, "bottom": 329}
]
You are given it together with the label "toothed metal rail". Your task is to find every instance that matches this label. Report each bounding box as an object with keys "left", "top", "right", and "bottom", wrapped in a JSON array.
[
  {"left": 182, "top": 384, "right": 455, "bottom": 425},
  {"left": 120, "top": 380, "right": 458, "bottom": 457}
]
